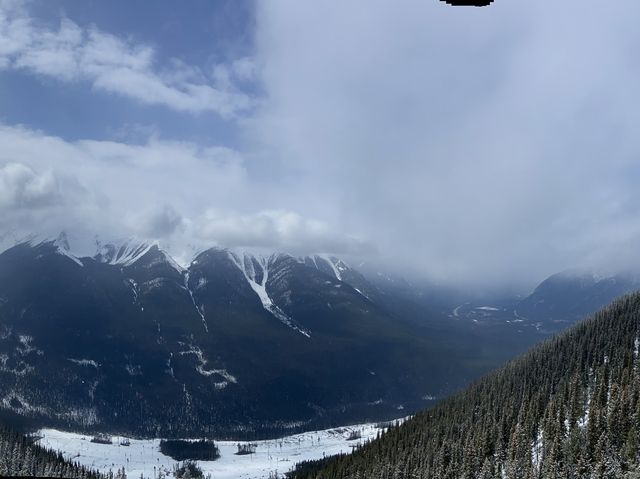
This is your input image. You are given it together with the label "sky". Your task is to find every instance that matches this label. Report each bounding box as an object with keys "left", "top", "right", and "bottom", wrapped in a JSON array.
[{"left": 1, "top": 0, "right": 640, "bottom": 291}]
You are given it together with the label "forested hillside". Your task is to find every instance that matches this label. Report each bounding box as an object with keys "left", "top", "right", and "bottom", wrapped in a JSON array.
[
  {"left": 291, "top": 292, "right": 640, "bottom": 478},
  {"left": 0, "top": 423, "right": 101, "bottom": 478}
]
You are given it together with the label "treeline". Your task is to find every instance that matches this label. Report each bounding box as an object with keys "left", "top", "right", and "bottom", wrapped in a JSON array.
[
  {"left": 289, "top": 292, "right": 640, "bottom": 478},
  {"left": 0, "top": 423, "right": 101, "bottom": 478}
]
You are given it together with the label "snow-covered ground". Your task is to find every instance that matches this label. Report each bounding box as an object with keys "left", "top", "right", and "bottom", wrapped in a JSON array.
[{"left": 37, "top": 422, "right": 390, "bottom": 479}]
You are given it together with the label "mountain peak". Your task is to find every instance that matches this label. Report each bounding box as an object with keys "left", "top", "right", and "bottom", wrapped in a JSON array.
[
  {"left": 94, "top": 239, "right": 155, "bottom": 266},
  {"left": 53, "top": 231, "right": 71, "bottom": 251}
]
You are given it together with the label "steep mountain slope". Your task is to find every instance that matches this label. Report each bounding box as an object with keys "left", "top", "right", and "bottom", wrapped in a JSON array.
[
  {"left": 291, "top": 293, "right": 640, "bottom": 479},
  {"left": 0, "top": 239, "right": 491, "bottom": 438}
]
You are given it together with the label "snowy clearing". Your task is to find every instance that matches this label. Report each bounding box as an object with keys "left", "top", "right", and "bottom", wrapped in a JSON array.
[{"left": 37, "top": 422, "right": 390, "bottom": 479}]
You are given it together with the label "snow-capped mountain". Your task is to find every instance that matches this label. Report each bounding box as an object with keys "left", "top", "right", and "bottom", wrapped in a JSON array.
[
  {"left": 94, "top": 239, "right": 157, "bottom": 267},
  {"left": 1, "top": 235, "right": 638, "bottom": 439},
  {"left": 0, "top": 237, "right": 468, "bottom": 438}
]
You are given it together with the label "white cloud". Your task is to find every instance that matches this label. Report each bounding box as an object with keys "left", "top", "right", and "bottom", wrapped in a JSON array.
[
  {"left": 231, "top": 57, "right": 257, "bottom": 83},
  {"left": 131, "top": 205, "right": 186, "bottom": 238},
  {"left": 0, "top": 124, "right": 369, "bottom": 258},
  {"left": 4, "top": 0, "right": 640, "bottom": 290},
  {"left": 0, "top": 1, "right": 253, "bottom": 117},
  {"left": 249, "top": 0, "right": 640, "bottom": 289},
  {"left": 195, "top": 209, "right": 372, "bottom": 255},
  {"left": 0, "top": 162, "right": 60, "bottom": 208}
]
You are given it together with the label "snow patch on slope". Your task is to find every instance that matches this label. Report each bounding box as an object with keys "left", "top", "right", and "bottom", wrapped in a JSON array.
[
  {"left": 126, "top": 279, "right": 139, "bottom": 304},
  {"left": 20, "top": 232, "right": 85, "bottom": 266},
  {"left": 2, "top": 392, "right": 46, "bottom": 414},
  {"left": 95, "top": 239, "right": 154, "bottom": 267},
  {"left": 315, "top": 254, "right": 345, "bottom": 281},
  {"left": 0, "top": 230, "right": 23, "bottom": 255},
  {"left": 228, "top": 251, "right": 311, "bottom": 338},
  {"left": 68, "top": 358, "right": 100, "bottom": 368},
  {"left": 51, "top": 233, "right": 84, "bottom": 266},
  {"left": 0, "top": 353, "right": 33, "bottom": 376},
  {"left": 144, "top": 249, "right": 185, "bottom": 274},
  {"left": 305, "top": 255, "right": 371, "bottom": 300},
  {"left": 178, "top": 344, "right": 237, "bottom": 389},
  {"left": 17, "top": 334, "right": 42, "bottom": 356},
  {"left": 183, "top": 272, "right": 208, "bottom": 333},
  {"left": 0, "top": 232, "right": 84, "bottom": 267}
]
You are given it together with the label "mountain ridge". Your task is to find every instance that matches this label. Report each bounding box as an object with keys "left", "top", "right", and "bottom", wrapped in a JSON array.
[
  {"left": 0, "top": 238, "right": 466, "bottom": 438},
  {"left": 2, "top": 234, "right": 640, "bottom": 441}
]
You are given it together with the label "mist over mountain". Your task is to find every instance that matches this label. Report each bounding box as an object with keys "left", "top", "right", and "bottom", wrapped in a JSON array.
[
  {"left": 0, "top": 232, "right": 637, "bottom": 442},
  {"left": 4, "top": 0, "right": 640, "bottom": 291}
]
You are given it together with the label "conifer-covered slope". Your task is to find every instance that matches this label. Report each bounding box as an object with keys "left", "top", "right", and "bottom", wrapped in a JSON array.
[
  {"left": 0, "top": 423, "right": 100, "bottom": 478},
  {"left": 291, "top": 292, "right": 640, "bottom": 478}
]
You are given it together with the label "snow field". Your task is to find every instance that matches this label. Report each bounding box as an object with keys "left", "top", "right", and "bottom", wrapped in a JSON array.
[{"left": 37, "top": 422, "right": 387, "bottom": 479}]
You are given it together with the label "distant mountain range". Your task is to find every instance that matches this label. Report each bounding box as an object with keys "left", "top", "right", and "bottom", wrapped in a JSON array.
[
  {"left": 449, "top": 269, "right": 640, "bottom": 335},
  {"left": 0, "top": 233, "right": 638, "bottom": 438}
]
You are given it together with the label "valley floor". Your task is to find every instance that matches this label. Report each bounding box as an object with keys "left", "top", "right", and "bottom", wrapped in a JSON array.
[{"left": 36, "top": 422, "right": 391, "bottom": 479}]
